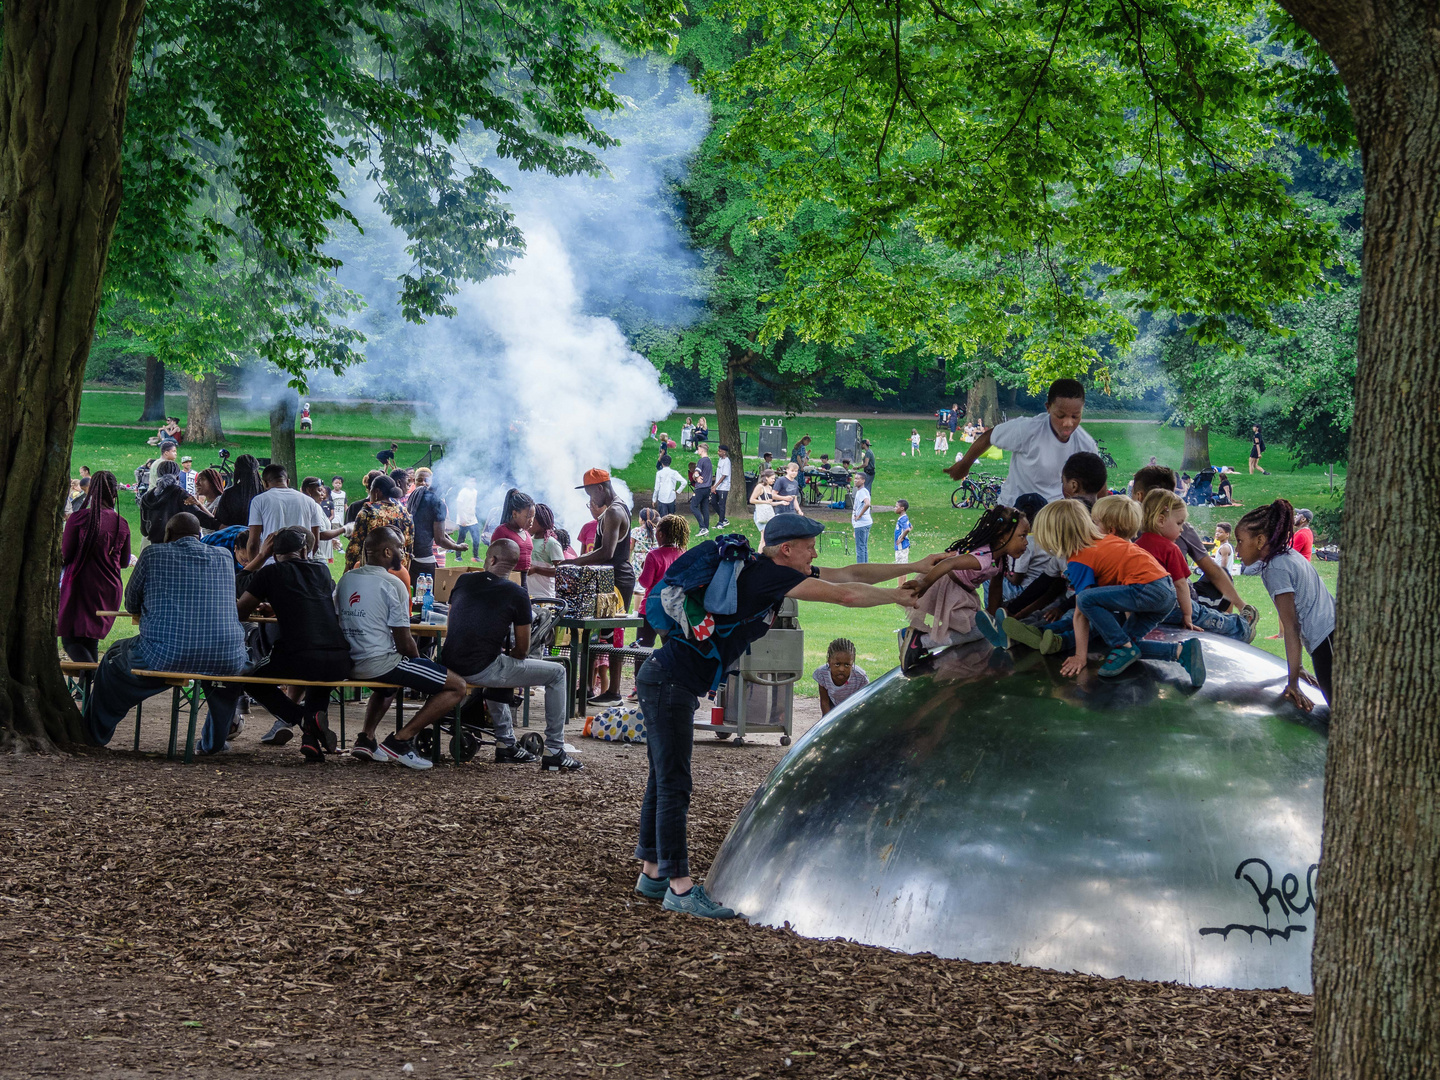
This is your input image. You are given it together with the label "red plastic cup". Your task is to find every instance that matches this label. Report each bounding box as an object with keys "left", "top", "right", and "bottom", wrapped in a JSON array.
[{"left": 711, "top": 705, "right": 725, "bottom": 725}]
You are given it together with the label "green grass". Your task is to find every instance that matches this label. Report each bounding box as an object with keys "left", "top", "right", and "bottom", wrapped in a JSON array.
[
  {"left": 80, "top": 389, "right": 439, "bottom": 441},
  {"left": 74, "top": 393, "right": 1344, "bottom": 687}
]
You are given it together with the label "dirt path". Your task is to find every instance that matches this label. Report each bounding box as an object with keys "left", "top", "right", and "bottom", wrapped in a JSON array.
[
  {"left": 76, "top": 423, "right": 433, "bottom": 445},
  {"left": 0, "top": 709, "right": 1309, "bottom": 1078}
]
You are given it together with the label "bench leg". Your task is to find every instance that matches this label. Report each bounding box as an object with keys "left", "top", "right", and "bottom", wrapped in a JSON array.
[
  {"left": 134, "top": 701, "right": 142, "bottom": 753},
  {"left": 395, "top": 691, "right": 403, "bottom": 735},
  {"left": 167, "top": 686, "right": 181, "bottom": 760},
  {"left": 183, "top": 684, "right": 199, "bottom": 764},
  {"left": 336, "top": 688, "right": 347, "bottom": 749}
]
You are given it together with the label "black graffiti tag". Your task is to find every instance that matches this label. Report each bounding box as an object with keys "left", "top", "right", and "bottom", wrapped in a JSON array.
[{"left": 1198, "top": 858, "right": 1318, "bottom": 941}]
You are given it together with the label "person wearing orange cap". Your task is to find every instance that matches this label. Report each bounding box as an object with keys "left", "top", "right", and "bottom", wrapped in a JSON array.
[{"left": 558, "top": 469, "right": 636, "bottom": 704}]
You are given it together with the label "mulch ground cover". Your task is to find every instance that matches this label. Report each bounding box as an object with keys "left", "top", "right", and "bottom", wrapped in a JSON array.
[{"left": 0, "top": 735, "right": 1312, "bottom": 1079}]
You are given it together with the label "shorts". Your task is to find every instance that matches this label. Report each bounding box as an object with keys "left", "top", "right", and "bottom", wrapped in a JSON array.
[
  {"left": 894, "top": 547, "right": 909, "bottom": 564},
  {"left": 375, "top": 656, "right": 451, "bottom": 694}
]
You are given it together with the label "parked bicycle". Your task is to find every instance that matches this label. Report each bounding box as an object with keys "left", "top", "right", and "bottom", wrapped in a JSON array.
[
  {"left": 209, "top": 447, "right": 234, "bottom": 479},
  {"left": 951, "top": 472, "right": 1002, "bottom": 510},
  {"left": 1095, "top": 440, "right": 1117, "bottom": 468}
]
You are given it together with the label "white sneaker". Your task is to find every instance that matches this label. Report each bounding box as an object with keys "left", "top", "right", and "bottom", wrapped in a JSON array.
[
  {"left": 228, "top": 715, "right": 246, "bottom": 739},
  {"left": 259, "top": 718, "right": 294, "bottom": 745},
  {"left": 697, "top": 528, "right": 710, "bottom": 536},
  {"left": 379, "top": 734, "right": 433, "bottom": 770}
]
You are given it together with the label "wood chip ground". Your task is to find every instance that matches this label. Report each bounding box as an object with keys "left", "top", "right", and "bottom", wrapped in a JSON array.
[{"left": 0, "top": 714, "right": 1312, "bottom": 1078}]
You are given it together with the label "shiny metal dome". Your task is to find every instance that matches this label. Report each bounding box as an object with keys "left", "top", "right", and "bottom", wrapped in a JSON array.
[{"left": 709, "top": 632, "right": 1326, "bottom": 991}]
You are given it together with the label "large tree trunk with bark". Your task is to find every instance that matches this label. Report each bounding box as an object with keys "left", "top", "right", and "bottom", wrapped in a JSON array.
[
  {"left": 139, "top": 354, "right": 166, "bottom": 422},
  {"left": 0, "top": 0, "right": 145, "bottom": 751},
  {"left": 966, "top": 374, "right": 1000, "bottom": 427},
  {"left": 714, "top": 366, "right": 748, "bottom": 520},
  {"left": 1274, "top": 2, "right": 1440, "bottom": 1077},
  {"left": 182, "top": 373, "right": 223, "bottom": 444},
  {"left": 268, "top": 388, "right": 299, "bottom": 484},
  {"left": 1180, "top": 424, "right": 1210, "bottom": 472}
]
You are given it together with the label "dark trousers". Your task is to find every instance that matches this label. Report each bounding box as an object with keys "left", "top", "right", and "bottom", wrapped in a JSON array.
[
  {"left": 61, "top": 636, "right": 99, "bottom": 664},
  {"left": 691, "top": 485, "right": 712, "bottom": 530},
  {"left": 655, "top": 501, "right": 676, "bottom": 518},
  {"left": 84, "top": 636, "right": 240, "bottom": 754},
  {"left": 244, "top": 649, "right": 352, "bottom": 726},
  {"left": 711, "top": 488, "right": 729, "bottom": 522},
  {"left": 455, "top": 523, "right": 481, "bottom": 558},
  {"left": 634, "top": 658, "right": 699, "bottom": 880},
  {"left": 1311, "top": 634, "right": 1334, "bottom": 703}
]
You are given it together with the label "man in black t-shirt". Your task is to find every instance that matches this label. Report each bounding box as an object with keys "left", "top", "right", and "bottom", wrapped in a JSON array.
[
  {"left": 859, "top": 439, "right": 876, "bottom": 496},
  {"left": 376, "top": 443, "right": 398, "bottom": 469},
  {"left": 238, "top": 526, "right": 352, "bottom": 761},
  {"left": 632, "top": 514, "right": 932, "bottom": 920},
  {"left": 442, "top": 539, "right": 579, "bottom": 771},
  {"left": 406, "top": 468, "right": 464, "bottom": 585}
]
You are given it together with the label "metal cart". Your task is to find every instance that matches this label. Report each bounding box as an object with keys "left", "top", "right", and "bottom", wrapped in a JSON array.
[{"left": 699, "top": 598, "right": 803, "bottom": 746}]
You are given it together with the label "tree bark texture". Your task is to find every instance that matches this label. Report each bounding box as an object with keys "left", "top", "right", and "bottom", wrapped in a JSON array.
[
  {"left": 268, "top": 389, "right": 298, "bottom": 485},
  {"left": 714, "top": 367, "right": 747, "bottom": 520},
  {"left": 139, "top": 354, "right": 166, "bottom": 421},
  {"left": 182, "top": 373, "right": 223, "bottom": 444},
  {"left": 966, "top": 375, "right": 1000, "bottom": 427},
  {"left": 0, "top": 0, "right": 145, "bottom": 750},
  {"left": 1181, "top": 424, "right": 1211, "bottom": 472},
  {"left": 1275, "top": 2, "right": 1440, "bottom": 1076}
]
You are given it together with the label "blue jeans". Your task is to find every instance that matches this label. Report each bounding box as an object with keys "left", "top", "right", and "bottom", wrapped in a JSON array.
[
  {"left": 1161, "top": 593, "right": 1249, "bottom": 640},
  {"left": 84, "top": 636, "right": 240, "bottom": 754},
  {"left": 455, "top": 523, "right": 481, "bottom": 558},
  {"left": 634, "top": 657, "right": 699, "bottom": 880},
  {"left": 854, "top": 525, "right": 870, "bottom": 563},
  {"left": 1076, "top": 579, "right": 1177, "bottom": 660}
]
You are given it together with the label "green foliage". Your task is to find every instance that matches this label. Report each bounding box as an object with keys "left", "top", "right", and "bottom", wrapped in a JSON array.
[
  {"left": 101, "top": 0, "right": 683, "bottom": 386},
  {"left": 705, "top": 0, "right": 1346, "bottom": 386}
]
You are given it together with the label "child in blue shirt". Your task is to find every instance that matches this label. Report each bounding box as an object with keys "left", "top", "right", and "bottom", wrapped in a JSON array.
[{"left": 893, "top": 499, "right": 912, "bottom": 564}]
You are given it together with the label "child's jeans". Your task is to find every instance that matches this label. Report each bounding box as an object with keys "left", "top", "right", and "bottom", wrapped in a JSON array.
[{"left": 1076, "top": 579, "right": 1177, "bottom": 659}]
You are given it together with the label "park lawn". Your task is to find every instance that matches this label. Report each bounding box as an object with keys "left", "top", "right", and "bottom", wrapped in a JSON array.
[{"left": 75, "top": 396, "right": 1345, "bottom": 687}]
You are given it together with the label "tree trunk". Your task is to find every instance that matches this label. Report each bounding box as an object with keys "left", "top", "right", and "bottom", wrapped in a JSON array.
[
  {"left": 966, "top": 374, "right": 1000, "bottom": 427},
  {"left": 182, "top": 373, "right": 224, "bottom": 444},
  {"left": 714, "top": 365, "right": 747, "bottom": 520},
  {"left": 1273, "top": 2, "right": 1440, "bottom": 1077},
  {"left": 268, "top": 388, "right": 299, "bottom": 484},
  {"left": 1180, "top": 424, "right": 1211, "bottom": 472},
  {"left": 139, "top": 354, "right": 166, "bottom": 422},
  {"left": 0, "top": 0, "right": 145, "bottom": 750}
]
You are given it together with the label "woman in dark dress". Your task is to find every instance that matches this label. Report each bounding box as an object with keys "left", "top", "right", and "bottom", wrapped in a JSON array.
[
  {"left": 57, "top": 471, "right": 131, "bottom": 664},
  {"left": 210, "top": 453, "right": 262, "bottom": 528}
]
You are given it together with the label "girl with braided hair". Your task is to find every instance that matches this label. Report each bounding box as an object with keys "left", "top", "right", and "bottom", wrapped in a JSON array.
[
  {"left": 527, "top": 502, "right": 564, "bottom": 598},
  {"left": 1235, "top": 499, "right": 1335, "bottom": 711},
  {"left": 491, "top": 488, "right": 536, "bottom": 585},
  {"left": 899, "top": 506, "right": 1032, "bottom": 672},
  {"left": 58, "top": 470, "right": 131, "bottom": 664},
  {"left": 814, "top": 637, "right": 869, "bottom": 715}
]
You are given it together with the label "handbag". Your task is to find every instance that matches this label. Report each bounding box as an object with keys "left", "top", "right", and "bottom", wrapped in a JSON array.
[{"left": 555, "top": 565, "right": 615, "bottom": 619}]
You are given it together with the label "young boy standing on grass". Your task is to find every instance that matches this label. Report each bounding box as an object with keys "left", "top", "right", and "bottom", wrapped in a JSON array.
[{"left": 893, "top": 499, "right": 912, "bottom": 566}]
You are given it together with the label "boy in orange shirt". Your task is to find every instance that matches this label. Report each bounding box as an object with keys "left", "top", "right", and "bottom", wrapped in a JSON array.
[{"left": 1030, "top": 497, "right": 1205, "bottom": 686}]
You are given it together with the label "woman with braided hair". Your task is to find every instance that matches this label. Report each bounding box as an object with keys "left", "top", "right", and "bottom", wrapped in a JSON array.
[
  {"left": 1235, "top": 499, "right": 1335, "bottom": 711},
  {"left": 57, "top": 470, "right": 131, "bottom": 664},
  {"left": 898, "top": 506, "right": 1033, "bottom": 672}
]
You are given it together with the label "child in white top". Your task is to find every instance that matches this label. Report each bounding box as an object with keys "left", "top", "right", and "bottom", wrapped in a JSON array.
[
  {"left": 933, "top": 430, "right": 949, "bottom": 454},
  {"left": 814, "top": 638, "right": 869, "bottom": 715},
  {"left": 910, "top": 429, "right": 921, "bottom": 455}
]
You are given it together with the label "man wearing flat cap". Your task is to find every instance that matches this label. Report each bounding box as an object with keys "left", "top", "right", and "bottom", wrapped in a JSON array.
[{"left": 632, "top": 510, "right": 939, "bottom": 920}]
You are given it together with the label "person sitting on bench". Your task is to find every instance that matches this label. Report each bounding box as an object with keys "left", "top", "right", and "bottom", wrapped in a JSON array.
[
  {"left": 442, "top": 538, "right": 580, "bottom": 772},
  {"left": 238, "top": 526, "right": 352, "bottom": 762},
  {"left": 84, "top": 512, "right": 246, "bottom": 755},
  {"left": 336, "top": 528, "right": 466, "bottom": 770}
]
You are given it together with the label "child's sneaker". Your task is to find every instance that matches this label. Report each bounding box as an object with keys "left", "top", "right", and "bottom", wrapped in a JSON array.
[
  {"left": 1098, "top": 643, "right": 1141, "bottom": 677},
  {"left": 635, "top": 872, "right": 669, "bottom": 901},
  {"left": 974, "top": 610, "right": 1009, "bottom": 649},
  {"left": 899, "top": 628, "right": 929, "bottom": 674},
  {"left": 1240, "top": 604, "right": 1259, "bottom": 644},
  {"left": 1003, "top": 617, "right": 1061, "bottom": 655},
  {"left": 1178, "top": 639, "right": 1207, "bottom": 688}
]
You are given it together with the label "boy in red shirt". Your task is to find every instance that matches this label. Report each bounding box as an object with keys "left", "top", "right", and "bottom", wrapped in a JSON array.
[
  {"left": 1136, "top": 490, "right": 1196, "bottom": 629},
  {"left": 1030, "top": 497, "right": 1205, "bottom": 686},
  {"left": 1291, "top": 508, "right": 1315, "bottom": 561}
]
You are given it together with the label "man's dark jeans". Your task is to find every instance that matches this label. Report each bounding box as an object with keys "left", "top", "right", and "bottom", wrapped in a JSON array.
[
  {"left": 84, "top": 636, "right": 241, "bottom": 754},
  {"left": 655, "top": 500, "right": 676, "bottom": 518},
  {"left": 691, "top": 485, "right": 712, "bottom": 530},
  {"left": 455, "top": 523, "right": 481, "bottom": 558},
  {"left": 634, "top": 657, "right": 699, "bottom": 880}
]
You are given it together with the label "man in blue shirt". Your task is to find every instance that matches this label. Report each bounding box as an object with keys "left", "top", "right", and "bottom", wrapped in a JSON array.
[{"left": 85, "top": 513, "right": 248, "bottom": 755}]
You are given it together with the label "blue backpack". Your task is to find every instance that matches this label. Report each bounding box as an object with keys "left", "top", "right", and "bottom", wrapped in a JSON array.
[{"left": 644, "top": 534, "right": 775, "bottom": 693}]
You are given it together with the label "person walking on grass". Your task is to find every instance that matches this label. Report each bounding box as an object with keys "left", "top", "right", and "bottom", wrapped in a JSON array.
[
  {"left": 711, "top": 444, "right": 733, "bottom": 528},
  {"left": 632, "top": 514, "right": 933, "bottom": 919},
  {"left": 1249, "top": 424, "right": 1268, "bottom": 474},
  {"left": 690, "top": 444, "right": 714, "bottom": 536}
]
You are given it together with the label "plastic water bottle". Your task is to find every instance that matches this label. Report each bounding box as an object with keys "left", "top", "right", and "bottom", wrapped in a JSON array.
[{"left": 420, "top": 576, "right": 434, "bottom": 622}]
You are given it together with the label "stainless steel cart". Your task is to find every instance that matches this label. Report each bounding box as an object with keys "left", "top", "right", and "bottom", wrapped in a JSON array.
[{"left": 698, "top": 599, "right": 803, "bottom": 746}]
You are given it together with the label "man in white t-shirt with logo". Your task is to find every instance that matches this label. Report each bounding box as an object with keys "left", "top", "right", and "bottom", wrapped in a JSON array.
[
  {"left": 711, "top": 444, "right": 733, "bottom": 527},
  {"left": 453, "top": 476, "right": 480, "bottom": 562},
  {"left": 246, "top": 463, "right": 329, "bottom": 565},
  {"left": 945, "top": 378, "right": 1098, "bottom": 507},
  {"left": 851, "top": 473, "right": 874, "bottom": 563},
  {"left": 652, "top": 455, "right": 686, "bottom": 518}
]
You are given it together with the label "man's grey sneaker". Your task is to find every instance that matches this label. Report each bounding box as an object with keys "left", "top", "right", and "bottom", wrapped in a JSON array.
[
  {"left": 1098, "top": 643, "right": 1141, "bottom": 677},
  {"left": 495, "top": 743, "right": 539, "bottom": 765},
  {"left": 1178, "top": 638, "right": 1207, "bottom": 688},
  {"left": 662, "top": 882, "right": 737, "bottom": 919},
  {"left": 260, "top": 719, "right": 294, "bottom": 746},
  {"left": 349, "top": 733, "right": 379, "bottom": 761},
  {"left": 635, "top": 872, "right": 669, "bottom": 901},
  {"left": 379, "top": 734, "right": 433, "bottom": 770},
  {"left": 541, "top": 751, "right": 584, "bottom": 772}
]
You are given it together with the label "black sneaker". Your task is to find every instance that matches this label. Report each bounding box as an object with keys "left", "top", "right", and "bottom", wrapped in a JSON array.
[
  {"left": 312, "top": 710, "right": 338, "bottom": 753},
  {"left": 540, "top": 751, "right": 584, "bottom": 772},
  {"left": 349, "top": 733, "right": 379, "bottom": 762},
  {"left": 300, "top": 720, "right": 325, "bottom": 764},
  {"left": 591, "top": 690, "right": 622, "bottom": 705},
  {"left": 900, "top": 627, "right": 929, "bottom": 674},
  {"left": 495, "top": 743, "right": 540, "bottom": 765}
]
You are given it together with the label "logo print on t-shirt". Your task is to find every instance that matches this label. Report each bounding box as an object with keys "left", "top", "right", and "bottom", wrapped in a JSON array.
[{"left": 349, "top": 592, "right": 362, "bottom": 606}]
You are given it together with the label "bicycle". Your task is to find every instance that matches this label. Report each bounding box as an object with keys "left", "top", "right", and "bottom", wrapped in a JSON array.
[
  {"left": 210, "top": 447, "right": 234, "bottom": 479},
  {"left": 1094, "top": 440, "right": 1117, "bottom": 468},
  {"left": 951, "top": 472, "right": 1002, "bottom": 510}
]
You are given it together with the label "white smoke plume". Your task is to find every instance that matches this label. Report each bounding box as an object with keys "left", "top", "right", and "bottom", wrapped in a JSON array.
[{"left": 310, "top": 58, "right": 706, "bottom": 533}]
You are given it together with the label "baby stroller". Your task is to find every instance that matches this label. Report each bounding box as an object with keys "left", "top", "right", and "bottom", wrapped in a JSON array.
[
  {"left": 1185, "top": 468, "right": 1218, "bottom": 506},
  {"left": 413, "top": 598, "right": 564, "bottom": 763}
]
